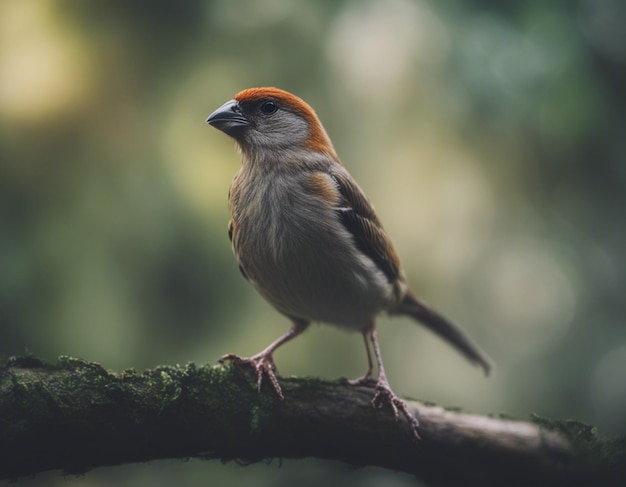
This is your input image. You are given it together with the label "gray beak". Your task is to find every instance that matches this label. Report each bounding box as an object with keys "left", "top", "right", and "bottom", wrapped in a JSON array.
[{"left": 206, "top": 99, "right": 249, "bottom": 133}]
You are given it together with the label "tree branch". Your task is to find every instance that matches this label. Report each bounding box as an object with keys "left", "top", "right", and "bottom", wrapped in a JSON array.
[{"left": 0, "top": 356, "right": 623, "bottom": 486}]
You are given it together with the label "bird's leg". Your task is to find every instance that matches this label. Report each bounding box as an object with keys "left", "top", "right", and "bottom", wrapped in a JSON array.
[
  {"left": 348, "top": 329, "right": 376, "bottom": 386},
  {"left": 219, "top": 319, "right": 309, "bottom": 400},
  {"left": 369, "top": 327, "right": 421, "bottom": 440}
]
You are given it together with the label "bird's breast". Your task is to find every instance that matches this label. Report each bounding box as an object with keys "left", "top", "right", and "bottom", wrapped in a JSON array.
[{"left": 228, "top": 170, "right": 393, "bottom": 328}]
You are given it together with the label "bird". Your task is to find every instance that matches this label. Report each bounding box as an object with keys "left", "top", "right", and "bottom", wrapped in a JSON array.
[{"left": 206, "top": 87, "right": 492, "bottom": 439}]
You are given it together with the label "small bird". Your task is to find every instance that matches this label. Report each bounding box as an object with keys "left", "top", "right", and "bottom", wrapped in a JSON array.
[{"left": 206, "top": 87, "right": 491, "bottom": 439}]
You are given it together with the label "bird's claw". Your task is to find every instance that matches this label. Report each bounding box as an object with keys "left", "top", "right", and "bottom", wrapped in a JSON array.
[
  {"left": 348, "top": 372, "right": 376, "bottom": 387},
  {"left": 219, "top": 353, "right": 284, "bottom": 400},
  {"left": 372, "top": 381, "right": 421, "bottom": 440}
]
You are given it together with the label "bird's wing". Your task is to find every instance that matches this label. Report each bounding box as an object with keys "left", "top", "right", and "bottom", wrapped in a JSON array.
[
  {"left": 326, "top": 169, "right": 401, "bottom": 283},
  {"left": 227, "top": 218, "right": 234, "bottom": 243}
]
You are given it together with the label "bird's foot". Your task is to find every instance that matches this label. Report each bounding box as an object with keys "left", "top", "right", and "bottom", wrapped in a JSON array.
[
  {"left": 371, "top": 379, "right": 420, "bottom": 440},
  {"left": 348, "top": 371, "right": 376, "bottom": 386},
  {"left": 219, "top": 352, "right": 284, "bottom": 400}
]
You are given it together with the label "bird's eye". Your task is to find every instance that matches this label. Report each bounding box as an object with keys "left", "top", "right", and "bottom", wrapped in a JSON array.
[{"left": 260, "top": 100, "right": 278, "bottom": 114}]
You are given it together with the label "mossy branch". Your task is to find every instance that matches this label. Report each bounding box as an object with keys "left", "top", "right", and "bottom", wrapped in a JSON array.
[{"left": 0, "top": 356, "right": 624, "bottom": 486}]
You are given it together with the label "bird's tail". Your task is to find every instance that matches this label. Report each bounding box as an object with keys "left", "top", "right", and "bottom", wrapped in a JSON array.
[{"left": 395, "top": 292, "right": 493, "bottom": 375}]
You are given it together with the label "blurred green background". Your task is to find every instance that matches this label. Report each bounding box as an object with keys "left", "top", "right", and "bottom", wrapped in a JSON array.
[{"left": 1, "top": 0, "right": 624, "bottom": 485}]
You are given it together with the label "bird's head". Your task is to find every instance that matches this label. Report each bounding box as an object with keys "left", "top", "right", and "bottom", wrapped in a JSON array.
[{"left": 207, "top": 87, "right": 337, "bottom": 160}]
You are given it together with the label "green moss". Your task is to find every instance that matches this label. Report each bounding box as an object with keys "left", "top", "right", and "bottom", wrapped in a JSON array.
[
  {"left": 496, "top": 412, "right": 516, "bottom": 421},
  {"left": 156, "top": 369, "right": 182, "bottom": 412},
  {"left": 5, "top": 356, "right": 46, "bottom": 369},
  {"left": 528, "top": 413, "right": 626, "bottom": 479},
  {"left": 56, "top": 355, "right": 88, "bottom": 369},
  {"left": 530, "top": 414, "right": 597, "bottom": 441},
  {"left": 121, "top": 368, "right": 137, "bottom": 377},
  {"left": 184, "top": 362, "right": 287, "bottom": 437}
]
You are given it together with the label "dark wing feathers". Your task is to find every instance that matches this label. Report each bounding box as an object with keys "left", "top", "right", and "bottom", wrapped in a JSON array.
[
  {"left": 227, "top": 218, "right": 234, "bottom": 242},
  {"left": 329, "top": 170, "right": 400, "bottom": 282}
]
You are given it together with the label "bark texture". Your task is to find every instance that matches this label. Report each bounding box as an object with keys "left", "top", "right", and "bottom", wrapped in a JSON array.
[{"left": 0, "top": 356, "right": 624, "bottom": 486}]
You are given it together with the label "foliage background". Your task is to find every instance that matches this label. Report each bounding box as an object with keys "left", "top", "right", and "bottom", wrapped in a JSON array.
[{"left": 1, "top": 0, "right": 624, "bottom": 485}]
